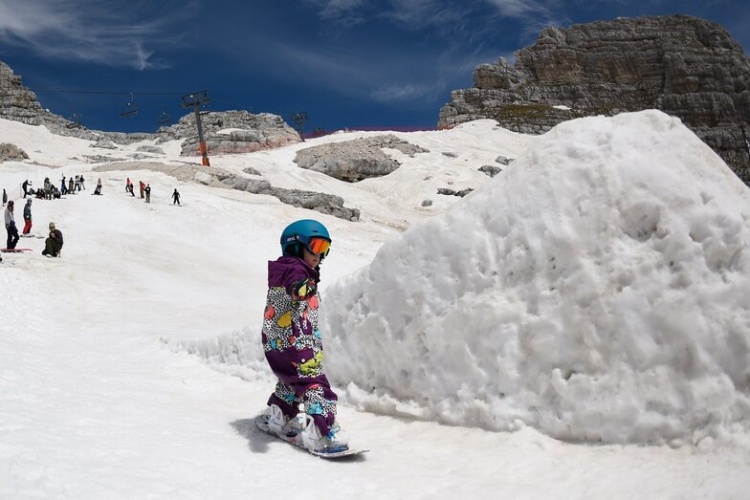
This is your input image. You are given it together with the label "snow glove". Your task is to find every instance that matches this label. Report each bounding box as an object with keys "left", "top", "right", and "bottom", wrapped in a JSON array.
[{"left": 292, "top": 278, "right": 317, "bottom": 300}]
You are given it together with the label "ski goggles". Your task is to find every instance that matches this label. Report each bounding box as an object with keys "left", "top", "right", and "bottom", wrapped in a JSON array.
[{"left": 305, "top": 236, "right": 331, "bottom": 257}]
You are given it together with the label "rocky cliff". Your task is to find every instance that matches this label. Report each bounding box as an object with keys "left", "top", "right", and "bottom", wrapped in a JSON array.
[
  {"left": 0, "top": 61, "right": 72, "bottom": 131},
  {"left": 439, "top": 15, "right": 750, "bottom": 184}
]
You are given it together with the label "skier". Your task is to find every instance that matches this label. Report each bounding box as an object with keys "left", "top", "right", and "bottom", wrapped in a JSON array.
[
  {"left": 4, "top": 200, "right": 19, "bottom": 249},
  {"left": 22, "top": 198, "right": 32, "bottom": 235},
  {"left": 172, "top": 188, "right": 180, "bottom": 206},
  {"left": 42, "top": 222, "right": 63, "bottom": 257},
  {"left": 256, "top": 219, "right": 348, "bottom": 453}
]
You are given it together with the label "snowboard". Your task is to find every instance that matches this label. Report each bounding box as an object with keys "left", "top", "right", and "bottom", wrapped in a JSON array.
[
  {"left": 0, "top": 248, "right": 32, "bottom": 252},
  {"left": 255, "top": 414, "right": 367, "bottom": 459}
]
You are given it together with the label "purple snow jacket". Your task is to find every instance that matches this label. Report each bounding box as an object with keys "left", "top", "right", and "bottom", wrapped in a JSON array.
[{"left": 262, "top": 256, "right": 324, "bottom": 377}]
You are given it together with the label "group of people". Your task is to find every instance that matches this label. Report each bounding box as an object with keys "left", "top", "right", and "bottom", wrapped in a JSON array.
[
  {"left": 20, "top": 175, "right": 89, "bottom": 200},
  {"left": 3, "top": 198, "right": 33, "bottom": 248},
  {"left": 125, "top": 178, "right": 180, "bottom": 205},
  {"left": 3, "top": 199, "right": 62, "bottom": 257},
  {"left": 4, "top": 174, "right": 182, "bottom": 260},
  {"left": 2, "top": 174, "right": 108, "bottom": 257}
]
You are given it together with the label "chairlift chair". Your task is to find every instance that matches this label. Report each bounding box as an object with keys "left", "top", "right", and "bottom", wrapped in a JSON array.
[
  {"left": 157, "top": 110, "right": 171, "bottom": 126},
  {"left": 120, "top": 93, "right": 138, "bottom": 118},
  {"left": 66, "top": 112, "right": 82, "bottom": 129}
]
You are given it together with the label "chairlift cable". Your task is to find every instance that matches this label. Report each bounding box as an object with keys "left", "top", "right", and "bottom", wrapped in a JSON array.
[{"left": 8, "top": 87, "right": 185, "bottom": 96}]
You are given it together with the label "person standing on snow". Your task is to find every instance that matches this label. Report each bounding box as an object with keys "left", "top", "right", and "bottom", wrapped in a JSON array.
[
  {"left": 145, "top": 184, "right": 151, "bottom": 203},
  {"left": 21, "top": 180, "right": 28, "bottom": 198},
  {"left": 255, "top": 219, "right": 348, "bottom": 453},
  {"left": 22, "top": 198, "right": 32, "bottom": 235},
  {"left": 4, "top": 200, "right": 19, "bottom": 249},
  {"left": 2, "top": 188, "right": 6, "bottom": 206},
  {"left": 172, "top": 188, "right": 180, "bottom": 206}
]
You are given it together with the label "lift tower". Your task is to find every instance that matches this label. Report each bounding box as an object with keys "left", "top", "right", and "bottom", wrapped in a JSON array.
[{"left": 181, "top": 90, "right": 211, "bottom": 166}]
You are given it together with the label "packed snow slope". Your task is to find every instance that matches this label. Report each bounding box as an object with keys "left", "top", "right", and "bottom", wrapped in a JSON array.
[
  {"left": 1, "top": 111, "right": 750, "bottom": 499},
  {"left": 321, "top": 110, "right": 750, "bottom": 446}
]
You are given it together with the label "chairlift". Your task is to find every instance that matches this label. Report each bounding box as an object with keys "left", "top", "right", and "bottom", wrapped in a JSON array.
[
  {"left": 157, "top": 110, "right": 171, "bottom": 126},
  {"left": 66, "top": 112, "right": 82, "bottom": 129},
  {"left": 120, "top": 92, "right": 138, "bottom": 118},
  {"left": 180, "top": 90, "right": 210, "bottom": 109}
]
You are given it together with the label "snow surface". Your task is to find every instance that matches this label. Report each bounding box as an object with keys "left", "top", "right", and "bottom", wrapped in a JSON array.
[{"left": 1, "top": 112, "right": 749, "bottom": 499}]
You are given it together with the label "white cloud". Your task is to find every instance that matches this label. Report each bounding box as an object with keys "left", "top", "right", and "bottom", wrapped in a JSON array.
[
  {"left": 0, "top": 0, "right": 197, "bottom": 69},
  {"left": 381, "top": 0, "right": 464, "bottom": 29},
  {"left": 370, "top": 82, "right": 434, "bottom": 101},
  {"left": 485, "top": 0, "right": 550, "bottom": 18},
  {"left": 304, "top": 0, "right": 367, "bottom": 22}
]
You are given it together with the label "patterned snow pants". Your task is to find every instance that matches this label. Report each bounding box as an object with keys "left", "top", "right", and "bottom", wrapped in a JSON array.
[{"left": 262, "top": 287, "right": 338, "bottom": 436}]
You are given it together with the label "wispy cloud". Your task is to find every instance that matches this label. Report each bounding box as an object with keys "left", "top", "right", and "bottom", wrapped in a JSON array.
[
  {"left": 370, "top": 82, "right": 440, "bottom": 102},
  {"left": 485, "top": 0, "right": 550, "bottom": 18},
  {"left": 381, "top": 0, "right": 465, "bottom": 29},
  {"left": 0, "top": 0, "right": 198, "bottom": 70},
  {"left": 303, "top": 0, "right": 367, "bottom": 24}
]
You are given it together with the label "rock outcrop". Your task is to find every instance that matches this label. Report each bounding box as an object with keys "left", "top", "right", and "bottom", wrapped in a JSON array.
[
  {"left": 294, "top": 134, "right": 429, "bottom": 182},
  {"left": 0, "top": 142, "right": 28, "bottom": 162},
  {"left": 157, "top": 110, "right": 301, "bottom": 156},
  {"left": 439, "top": 15, "right": 750, "bottom": 184}
]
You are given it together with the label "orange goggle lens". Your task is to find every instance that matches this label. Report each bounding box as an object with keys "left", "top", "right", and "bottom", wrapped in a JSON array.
[{"left": 307, "top": 237, "right": 331, "bottom": 256}]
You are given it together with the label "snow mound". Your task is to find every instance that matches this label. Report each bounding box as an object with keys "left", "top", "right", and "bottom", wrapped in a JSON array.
[{"left": 322, "top": 110, "right": 750, "bottom": 445}]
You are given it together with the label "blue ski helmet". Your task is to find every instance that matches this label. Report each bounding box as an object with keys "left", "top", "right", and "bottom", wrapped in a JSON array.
[{"left": 280, "top": 219, "right": 331, "bottom": 257}]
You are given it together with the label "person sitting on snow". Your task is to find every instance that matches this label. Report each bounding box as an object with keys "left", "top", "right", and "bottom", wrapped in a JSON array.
[{"left": 42, "top": 222, "right": 63, "bottom": 257}]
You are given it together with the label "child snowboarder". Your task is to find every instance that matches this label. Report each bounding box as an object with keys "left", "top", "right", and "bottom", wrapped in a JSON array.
[{"left": 256, "top": 219, "right": 348, "bottom": 453}]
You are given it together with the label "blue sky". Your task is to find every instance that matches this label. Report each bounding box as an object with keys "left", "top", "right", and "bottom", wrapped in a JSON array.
[{"left": 0, "top": 0, "right": 747, "bottom": 134}]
